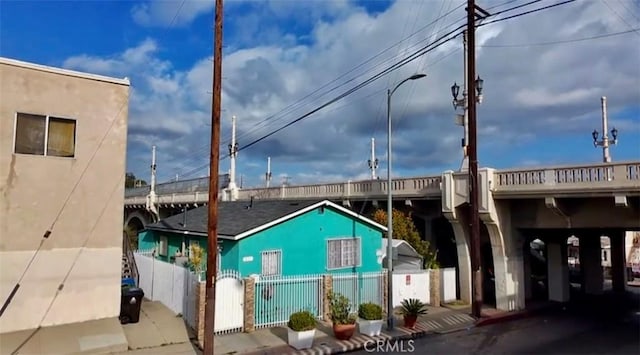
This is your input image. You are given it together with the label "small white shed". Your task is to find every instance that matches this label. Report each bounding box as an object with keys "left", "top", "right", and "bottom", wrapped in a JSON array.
[{"left": 380, "top": 239, "right": 423, "bottom": 270}]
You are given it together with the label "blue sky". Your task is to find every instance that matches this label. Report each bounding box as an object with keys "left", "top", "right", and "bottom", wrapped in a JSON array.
[{"left": 1, "top": 0, "right": 639, "bottom": 187}]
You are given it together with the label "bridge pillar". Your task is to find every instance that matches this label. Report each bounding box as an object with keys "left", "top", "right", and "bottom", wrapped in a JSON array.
[
  {"left": 547, "top": 238, "right": 570, "bottom": 303},
  {"left": 478, "top": 168, "right": 526, "bottom": 311},
  {"left": 442, "top": 171, "right": 472, "bottom": 304},
  {"left": 609, "top": 230, "right": 626, "bottom": 293},
  {"left": 579, "top": 232, "right": 604, "bottom": 295}
]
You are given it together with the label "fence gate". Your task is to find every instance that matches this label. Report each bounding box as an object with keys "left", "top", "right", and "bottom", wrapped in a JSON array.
[{"left": 215, "top": 270, "right": 244, "bottom": 334}]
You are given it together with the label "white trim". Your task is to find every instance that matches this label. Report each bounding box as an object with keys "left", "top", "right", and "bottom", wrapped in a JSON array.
[
  {"left": 0, "top": 57, "right": 130, "bottom": 86},
  {"left": 232, "top": 200, "right": 387, "bottom": 241}
]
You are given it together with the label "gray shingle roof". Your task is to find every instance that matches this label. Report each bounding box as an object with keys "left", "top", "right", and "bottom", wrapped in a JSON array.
[{"left": 144, "top": 199, "right": 323, "bottom": 237}]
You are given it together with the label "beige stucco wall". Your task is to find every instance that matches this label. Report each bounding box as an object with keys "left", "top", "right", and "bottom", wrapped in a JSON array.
[{"left": 0, "top": 58, "right": 129, "bottom": 333}]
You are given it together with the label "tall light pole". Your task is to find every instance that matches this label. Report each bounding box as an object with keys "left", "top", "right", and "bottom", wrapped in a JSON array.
[
  {"left": 226, "top": 115, "right": 239, "bottom": 200},
  {"left": 592, "top": 96, "right": 618, "bottom": 163},
  {"left": 368, "top": 137, "right": 379, "bottom": 180},
  {"left": 386, "top": 73, "right": 426, "bottom": 330}
]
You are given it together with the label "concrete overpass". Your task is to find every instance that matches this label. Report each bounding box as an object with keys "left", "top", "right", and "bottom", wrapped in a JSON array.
[{"left": 124, "top": 160, "right": 640, "bottom": 313}]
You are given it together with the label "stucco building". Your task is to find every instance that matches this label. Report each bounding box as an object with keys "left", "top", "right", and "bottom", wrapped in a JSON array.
[{"left": 0, "top": 57, "right": 130, "bottom": 340}]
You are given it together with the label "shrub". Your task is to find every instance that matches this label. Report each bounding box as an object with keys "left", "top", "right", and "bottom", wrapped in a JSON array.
[
  {"left": 288, "top": 310, "right": 317, "bottom": 331},
  {"left": 398, "top": 298, "right": 428, "bottom": 317},
  {"left": 328, "top": 292, "right": 356, "bottom": 325},
  {"left": 358, "top": 302, "right": 383, "bottom": 320}
]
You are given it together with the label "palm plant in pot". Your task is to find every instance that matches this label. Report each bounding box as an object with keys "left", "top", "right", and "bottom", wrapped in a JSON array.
[
  {"left": 328, "top": 292, "right": 357, "bottom": 340},
  {"left": 398, "top": 298, "right": 427, "bottom": 329},
  {"left": 357, "top": 302, "right": 384, "bottom": 337},
  {"left": 287, "top": 310, "right": 317, "bottom": 350}
]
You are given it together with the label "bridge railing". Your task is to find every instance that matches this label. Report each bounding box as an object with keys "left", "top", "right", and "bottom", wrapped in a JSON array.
[
  {"left": 492, "top": 161, "right": 640, "bottom": 193},
  {"left": 124, "top": 161, "right": 640, "bottom": 205},
  {"left": 237, "top": 175, "right": 442, "bottom": 200}
]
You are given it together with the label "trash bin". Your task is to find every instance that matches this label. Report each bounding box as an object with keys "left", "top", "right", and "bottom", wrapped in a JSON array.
[{"left": 120, "top": 287, "right": 144, "bottom": 324}]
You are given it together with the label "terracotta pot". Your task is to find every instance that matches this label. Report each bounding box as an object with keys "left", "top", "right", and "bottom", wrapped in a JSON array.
[
  {"left": 333, "top": 323, "right": 356, "bottom": 340},
  {"left": 403, "top": 315, "right": 418, "bottom": 329}
]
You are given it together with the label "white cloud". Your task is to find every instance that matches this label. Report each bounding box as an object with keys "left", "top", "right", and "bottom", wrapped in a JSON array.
[
  {"left": 63, "top": 0, "right": 640, "bottom": 187},
  {"left": 131, "top": 0, "right": 214, "bottom": 27}
]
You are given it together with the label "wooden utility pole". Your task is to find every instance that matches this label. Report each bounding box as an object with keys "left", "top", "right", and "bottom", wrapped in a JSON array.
[
  {"left": 204, "top": 0, "right": 223, "bottom": 353},
  {"left": 466, "top": 0, "right": 487, "bottom": 319}
]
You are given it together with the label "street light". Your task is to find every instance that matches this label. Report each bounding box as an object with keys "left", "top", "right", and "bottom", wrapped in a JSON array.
[
  {"left": 386, "top": 73, "right": 426, "bottom": 330},
  {"left": 591, "top": 96, "right": 618, "bottom": 163},
  {"left": 451, "top": 76, "right": 484, "bottom": 170}
]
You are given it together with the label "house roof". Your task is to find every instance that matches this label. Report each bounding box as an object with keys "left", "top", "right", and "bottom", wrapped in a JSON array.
[{"left": 144, "top": 199, "right": 387, "bottom": 240}]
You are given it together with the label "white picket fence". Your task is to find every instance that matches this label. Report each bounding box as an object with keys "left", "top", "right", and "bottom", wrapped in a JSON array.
[{"left": 134, "top": 252, "right": 199, "bottom": 329}]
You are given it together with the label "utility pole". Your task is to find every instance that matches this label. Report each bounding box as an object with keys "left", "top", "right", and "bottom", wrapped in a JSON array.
[
  {"left": 467, "top": 0, "right": 489, "bottom": 319},
  {"left": 368, "top": 137, "right": 379, "bottom": 180},
  {"left": 265, "top": 157, "right": 272, "bottom": 188},
  {"left": 204, "top": 0, "right": 223, "bottom": 353}
]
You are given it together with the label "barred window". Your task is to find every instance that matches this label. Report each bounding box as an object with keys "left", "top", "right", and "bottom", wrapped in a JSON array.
[
  {"left": 261, "top": 250, "right": 282, "bottom": 276},
  {"left": 327, "top": 238, "right": 361, "bottom": 269}
]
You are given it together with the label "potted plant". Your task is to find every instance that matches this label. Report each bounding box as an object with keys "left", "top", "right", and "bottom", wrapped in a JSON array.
[
  {"left": 357, "top": 302, "right": 384, "bottom": 337},
  {"left": 328, "top": 292, "right": 357, "bottom": 340},
  {"left": 287, "top": 310, "right": 317, "bottom": 350},
  {"left": 398, "top": 298, "right": 427, "bottom": 329}
]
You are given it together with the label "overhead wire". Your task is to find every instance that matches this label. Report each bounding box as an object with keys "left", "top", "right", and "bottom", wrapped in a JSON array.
[
  {"left": 479, "top": 28, "right": 639, "bottom": 47},
  {"left": 158, "top": 2, "right": 469, "bottom": 182},
  {"left": 161, "top": 0, "right": 582, "bottom": 182}
]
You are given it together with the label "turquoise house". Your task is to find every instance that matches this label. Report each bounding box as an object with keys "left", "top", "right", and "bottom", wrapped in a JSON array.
[{"left": 138, "top": 199, "right": 387, "bottom": 277}]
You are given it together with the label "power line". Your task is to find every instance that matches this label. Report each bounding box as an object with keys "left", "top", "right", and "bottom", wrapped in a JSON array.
[
  {"left": 479, "top": 28, "right": 639, "bottom": 47},
  {"left": 477, "top": 0, "right": 578, "bottom": 28},
  {"left": 165, "top": 0, "right": 580, "bottom": 181},
  {"left": 176, "top": 25, "right": 467, "bottom": 179},
  {"left": 158, "top": 3, "right": 469, "bottom": 180},
  {"left": 168, "top": 0, "right": 550, "bottom": 180},
  {"left": 169, "top": 0, "right": 187, "bottom": 27},
  {"left": 602, "top": 0, "right": 640, "bottom": 37}
]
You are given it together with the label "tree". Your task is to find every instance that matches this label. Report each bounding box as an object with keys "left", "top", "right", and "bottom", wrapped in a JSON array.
[
  {"left": 373, "top": 208, "right": 439, "bottom": 269},
  {"left": 188, "top": 244, "right": 205, "bottom": 275},
  {"left": 125, "top": 172, "right": 148, "bottom": 188}
]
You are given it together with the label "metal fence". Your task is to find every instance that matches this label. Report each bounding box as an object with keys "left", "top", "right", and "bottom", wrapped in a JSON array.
[
  {"left": 332, "top": 271, "right": 386, "bottom": 313},
  {"left": 253, "top": 271, "right": 386, "bottom": 329},
  {"left": 254, "top": 274, "right": 324, "bottom": 329}
]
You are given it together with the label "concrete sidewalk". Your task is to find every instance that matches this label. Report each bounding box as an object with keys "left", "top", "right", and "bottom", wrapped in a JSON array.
[
  {"left": 215, "top": 305, "right": 476, "bottom": 355},
  {"left": 109, "top": 299, "right": 198, "bottom": 354}
]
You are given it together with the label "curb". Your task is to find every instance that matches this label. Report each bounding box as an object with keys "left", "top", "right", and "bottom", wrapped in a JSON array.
[{"left": 244, "top": 321, "right": 476, "bottom": 355}]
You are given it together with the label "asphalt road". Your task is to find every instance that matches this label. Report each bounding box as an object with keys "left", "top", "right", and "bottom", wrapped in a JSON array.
[{"left": 353, "top": 308, "right": 640, "bottom": 354}]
